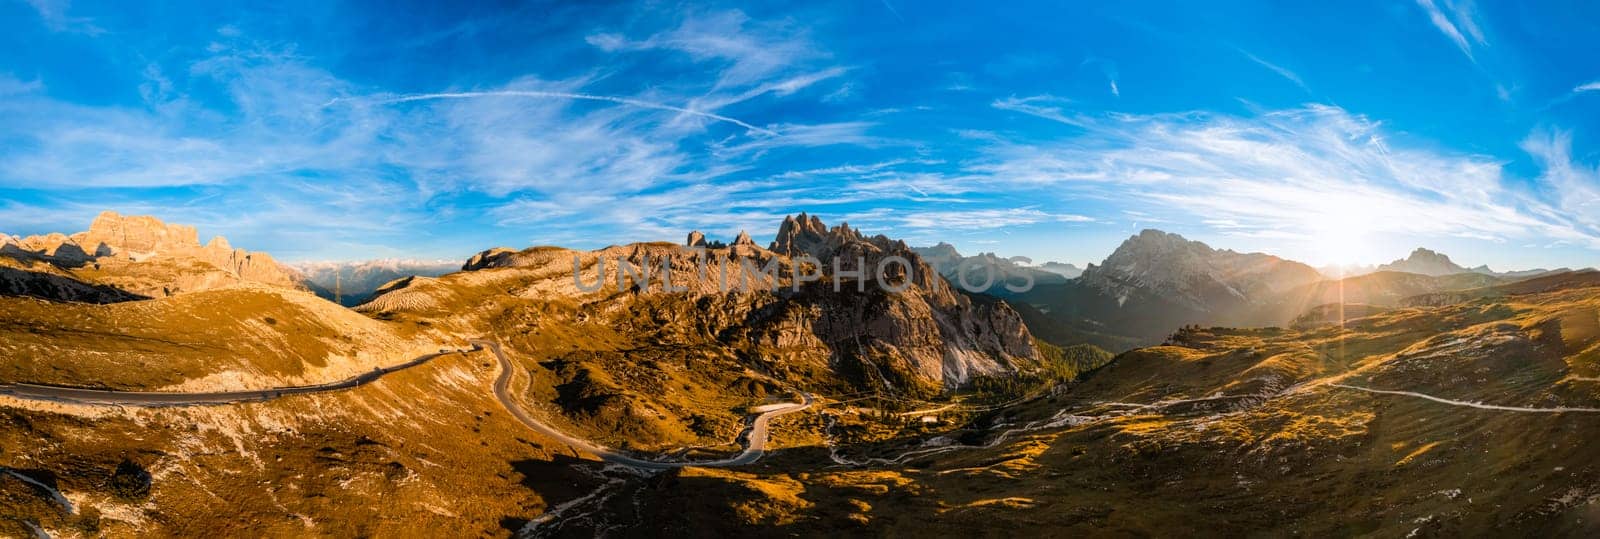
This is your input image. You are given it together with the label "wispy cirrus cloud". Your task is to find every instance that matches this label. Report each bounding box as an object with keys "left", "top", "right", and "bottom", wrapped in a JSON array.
[
  {"left": 343, "top": 90, "right": 777, "bottom": 135},
  {"left": 0, "top": 9, "right": 891, "bottom": 258},
  {"left": 991, "top": 95, "right": 1088, "bottom": 127},
  {"left": 964, "top": 103, "right": 1600, "bottom": 251},
  {"left": 23, "top": 0, "right": 103, "bottom": 35},
  {"left": 1415, "top": 0, "right": 1488, "bottom": 62},
  {"left": 1522, "top": 130, "right": 1600, "bottom": 233},
  {"left": 1238, "top": 49, "right": 1308, "bottom": 93},
  {"left": 892, "top": 208, "right": 1092, "bottom": 229},
  {"left": 586, "top": 10, "right": 827, "bottom": 92}
]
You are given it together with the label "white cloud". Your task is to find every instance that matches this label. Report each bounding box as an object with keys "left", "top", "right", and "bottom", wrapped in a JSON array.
[
  {"left": 1521, "top": 130, "right": 1600, "bottom": 232},
  {"left": 0, "top": 74, "right": 43, "bottom": 96},
  {"left": 992, "top": 95, "right": 1088, "bottom": 127},
  {"left": 0, "top": 14, "right": 895, "bottom": 255},
  {"left": 964, "top": 105, "right": 1600, "bottom": 250},
  {"left": 1239, "top": 50, "right": 1309, "bottom": 92},
  {"left": 24, "top": 0, "right": 104, "bottom": 35},
  {"left": 1574, "top": 81, "right": 1600, "bottom": 94},
  {"left": 832, "top": 208, "right": 1091, "bottom": 232},
  {"left": 351, "top": 89, "right": 776, "bottom": 135},
  {"left": 1416, "top": 0, "right": 1488, "bottom": 62},
  {"left": 586, "top": 10, "right": 825, "bottom": 91}
]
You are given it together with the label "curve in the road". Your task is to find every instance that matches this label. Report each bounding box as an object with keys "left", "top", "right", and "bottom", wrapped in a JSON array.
[
  {"left": 0, "top": 339, "right": 810, "bottom": 469},
  {"left": 1329, "top": 383, "right": 1600, "bottom": 413},
  {"left": 474, "top": 339, "right": 811, "bottom": 470}
]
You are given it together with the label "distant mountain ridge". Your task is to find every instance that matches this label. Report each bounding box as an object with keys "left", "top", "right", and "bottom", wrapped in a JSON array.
[
  {"left": 292, "top": 259, "right": 459, "bottom": 306},
  {"left": 1038, "top": 261, "right": 1084, "bottom": 279},
  {"left": 910, "top": 241, "right": 1074, "bottom": 294},
  {"left": 1372, "top": 247, "right": 1565, "bottom": 278},
  {"left": 1004, "top": 230, "right": 1578, "bottom": 351},
  {"left": 1010, "top": 229, "right": 1324, "bottom": 350}
]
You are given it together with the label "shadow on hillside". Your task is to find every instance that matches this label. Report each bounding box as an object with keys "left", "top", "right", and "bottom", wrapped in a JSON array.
[
  {"left": 501, "top": 453, "right": 617, "bottom": 534},
  {"left": 0, "top": 266, "right": 147, "bottom": 304}
]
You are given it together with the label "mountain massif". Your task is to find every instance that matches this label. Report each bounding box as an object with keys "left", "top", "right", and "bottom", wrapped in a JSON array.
[
  {"left": 1009, "top": 230, "right": 1592, "bottom": 351},
  {"left": 1, "top": 211, "right": 313, "bottom": 302},
  {"left": 1376, "top": 247, "right": 1564, "bottom": 278},
  {"left": 368, "top": 212, "right": 1045, "bottom": 395},
  {"left": 910, "top": 242, "right": 1071, "bottom": 294}
]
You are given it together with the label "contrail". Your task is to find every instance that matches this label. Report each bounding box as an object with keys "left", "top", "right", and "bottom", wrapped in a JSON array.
[{"left": 330, "top": 90, "right": 778, "bottom": 136}]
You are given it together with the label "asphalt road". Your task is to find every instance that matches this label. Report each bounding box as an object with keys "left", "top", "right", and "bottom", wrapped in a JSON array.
[
  {"left": 0, "top": 348, "right": 457, "bottom": 406},
  {"left": 0, "top": 339, "right": 812, "bottom": 469},
  {"left": 474, "top": 339, "right": 813, "bottom": 469}
]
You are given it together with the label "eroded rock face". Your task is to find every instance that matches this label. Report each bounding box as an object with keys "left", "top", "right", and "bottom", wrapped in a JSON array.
[
  {"left": 78, "top": 211, "right": 201, "bottom": 258},
  {"left": 401, "top": 213, "right": 1041, "bottom": 390},
  {"left": 1, "top": 211, "right": 310, "bottom": 298}
]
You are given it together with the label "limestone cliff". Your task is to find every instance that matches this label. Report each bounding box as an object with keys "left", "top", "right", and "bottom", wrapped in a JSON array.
[
  {"left": 372, "top": 213, "right": 1040, "bottom": 391},
  {"left": 1, "top": 211, "right": 311, "bottom": 299}
]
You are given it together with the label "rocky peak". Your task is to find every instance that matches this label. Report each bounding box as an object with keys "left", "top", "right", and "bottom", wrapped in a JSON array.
[
  {"left": 686, "top": 231, "right": 707, "bottom": 247},
  {"left": 1376, "top": 247, "right": 1472, "bottom": 276},
  {"left": 1, "top": 211, "right": 309, "bottom": 297},
  {"left": 1091, "top": 230, "right": 1215, "bottom": 284},
  {"left": 1082, "top": 228, "right": 1321, "bottom": 310},
  {"left": 80, "top": 210, "right": 201, "bottom": 258},
  {"left": 769, "top": 211, "right": 831, "bottom": 257},
  {"left": 732, "top": 230, "right": 756, "bottom": 247},
  {"left": 922, "top": 242, "right": 960, "bottom": 257},
  {"left": 768, "top": 213, "right": 880, "bottom": 262}
]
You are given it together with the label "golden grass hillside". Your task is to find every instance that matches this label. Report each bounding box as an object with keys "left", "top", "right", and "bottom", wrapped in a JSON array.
[
  {"left": 0, "top": 285, "right": 437, "bottom": 391},
  {"left": 547, "top": 281, "right": 1600, "bottom": 536}
]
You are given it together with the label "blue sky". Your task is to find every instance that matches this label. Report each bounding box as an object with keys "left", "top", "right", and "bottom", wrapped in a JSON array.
[{"left": 1, "top": 0, "right": 1597, "bottom": 270}]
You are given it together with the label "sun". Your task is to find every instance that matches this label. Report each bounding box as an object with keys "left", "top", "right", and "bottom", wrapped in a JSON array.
[{"left": 1309, "top": 224, "right": 1376, "bottom": 269}]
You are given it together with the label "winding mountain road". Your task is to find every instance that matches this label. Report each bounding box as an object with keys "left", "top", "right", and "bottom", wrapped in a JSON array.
[
  {"left": 1328, "top": 383, "right": 1600, "bottom": 413},
  {"left": 474, "top": 339, "right": 812, "bottom": 469},
  {"left": 0, "top": 340, "right": 812, "bottom": 469}
]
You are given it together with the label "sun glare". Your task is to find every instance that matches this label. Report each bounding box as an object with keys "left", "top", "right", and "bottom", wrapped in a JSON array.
[{"left": 1309, "top": 223, "right": 1375, "bottom": 269}]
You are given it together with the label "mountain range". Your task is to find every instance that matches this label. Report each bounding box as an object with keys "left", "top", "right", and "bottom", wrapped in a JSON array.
[
  {"left": 291, "top": 259, "right": 460, "bottom": 306},
  {"left": 910, "top": 242, "right": 1077, "bottom": 294},
  {"left": 5, "top": 211, "right": 1600, "bottom": 536},
  {"left": 1323, "top": 247, "right": 1567, "bottom": 279},
  {"left": 1008, "top": 230, "right": 1590, "bottom": 351}
]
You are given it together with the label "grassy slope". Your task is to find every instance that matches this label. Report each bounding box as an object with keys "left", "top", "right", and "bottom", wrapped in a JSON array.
[
  {"left": 0, "top": 349, "right": 611, "bottom": 537},
  {"left": 590, "top": 282, "right": 1600, "bottom": 536},
  {"left": 0, "top": 285, "right": 433, "bottom": 390}
]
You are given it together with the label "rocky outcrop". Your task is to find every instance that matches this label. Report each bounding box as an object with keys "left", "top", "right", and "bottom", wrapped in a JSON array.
[
  {"left": 1376, "top": 247, "right": 1473, "bottom": 277},
  {"left": 77, "top": 211, "right": 201, "bottom": 259},
  {"left": 386, "top": 213, "right": 1042, "bottom": 391},
  {"left": 0, "top": 211, "right": 312, "bottom": 299}
]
